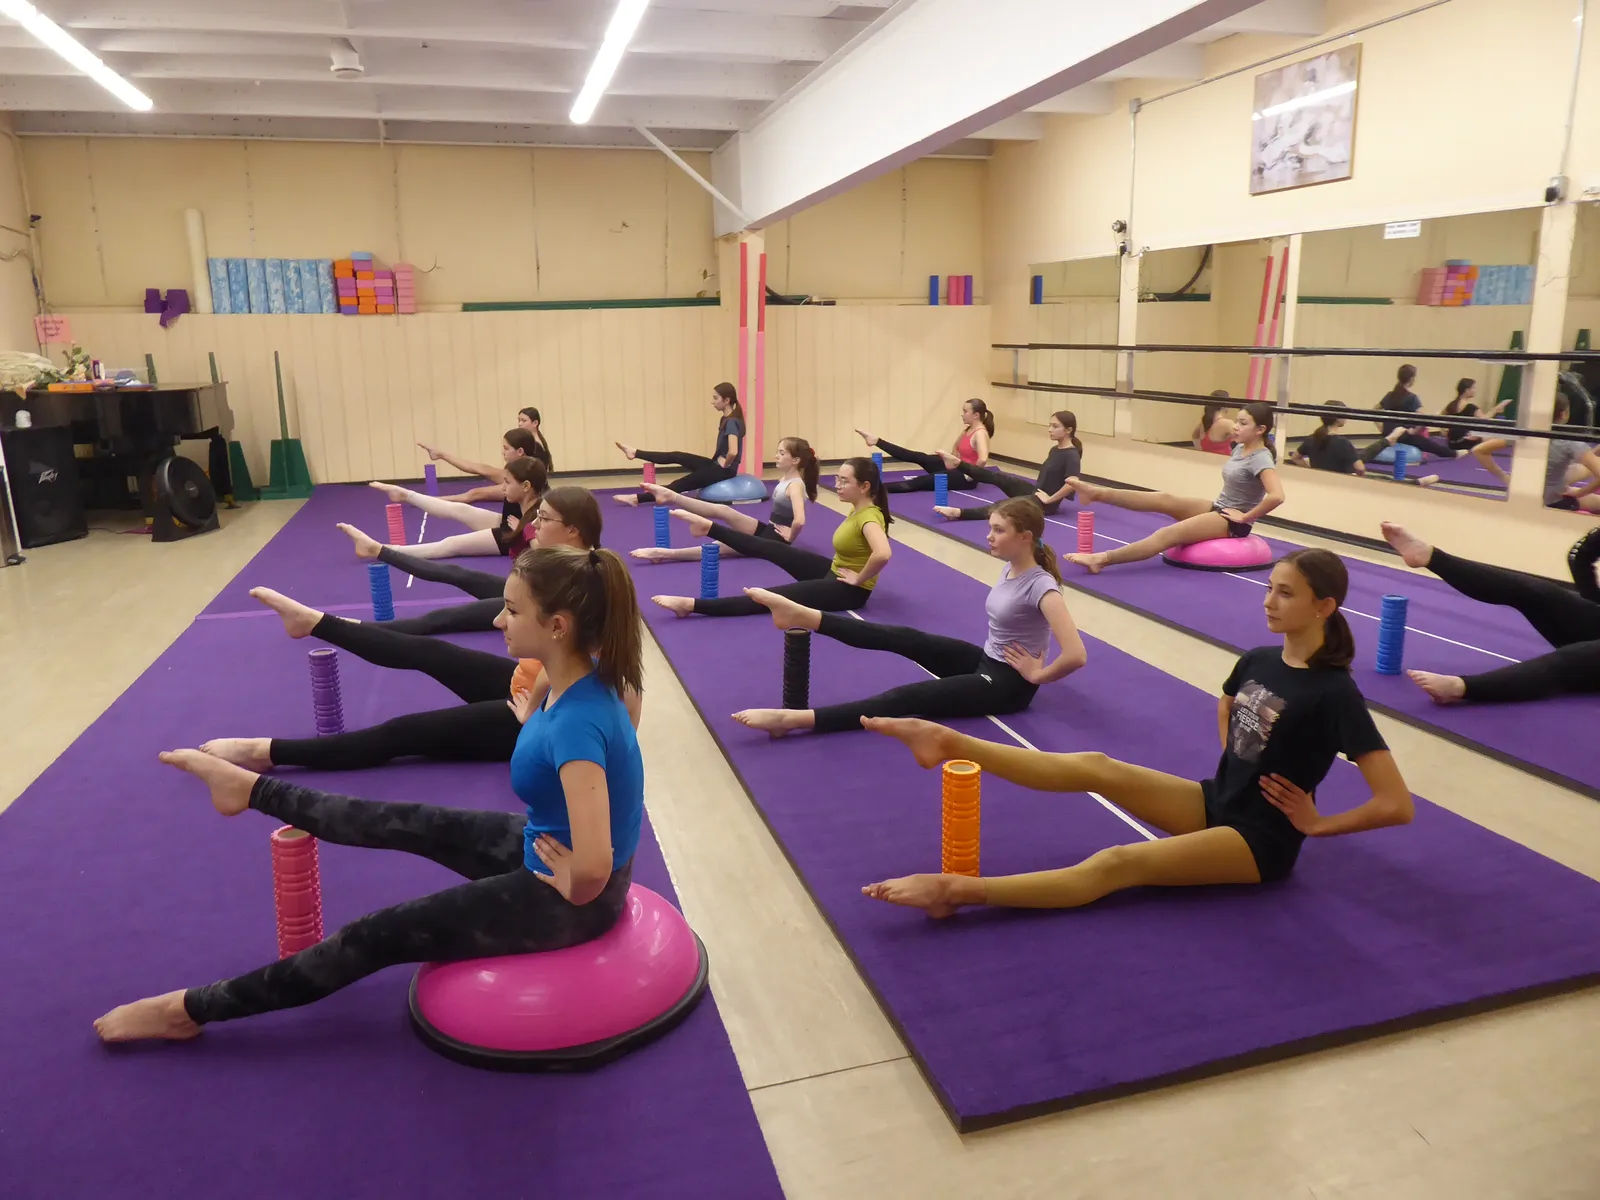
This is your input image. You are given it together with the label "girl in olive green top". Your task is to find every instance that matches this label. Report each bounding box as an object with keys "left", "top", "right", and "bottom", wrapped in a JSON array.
[{"left": 650, "top": 457, "right": 894, "bottom": 617}]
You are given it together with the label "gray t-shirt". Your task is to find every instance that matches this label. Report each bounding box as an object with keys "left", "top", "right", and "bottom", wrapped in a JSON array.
[
  {"left": 1214, "top": 446, "right": 1277, "bottom": 513},
  {"left": 1544, "top": 439, "right": 1593, "bottom": 505},
  {"left": 982, "top": 565, "right": 1060, "bottom": 663}
]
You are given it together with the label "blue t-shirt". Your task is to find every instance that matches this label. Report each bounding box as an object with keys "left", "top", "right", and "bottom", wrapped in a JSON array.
[{"left": 509, "top": 672, "right": 644, "bottom": 875}]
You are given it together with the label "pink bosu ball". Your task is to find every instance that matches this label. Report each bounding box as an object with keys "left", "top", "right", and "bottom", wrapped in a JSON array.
[
  {"left": 408, "top": 885, "right": 708, "bottom": 1070},
  {"left": 1162, "top": 534, "right": 1275, "bottom": 572}
]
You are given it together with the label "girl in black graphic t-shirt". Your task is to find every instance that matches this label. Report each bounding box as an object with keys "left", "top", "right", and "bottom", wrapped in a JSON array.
[
  {"left": 613, "top": 382, "right": 745, "bottom": 506},
  {"left": 859, "top": 548, "right": 1414, "bottom": 916}
]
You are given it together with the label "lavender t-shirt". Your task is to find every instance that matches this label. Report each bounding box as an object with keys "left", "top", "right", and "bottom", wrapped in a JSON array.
[{"left": 982, "top": 565, "right": 1060, "bottom": 662}]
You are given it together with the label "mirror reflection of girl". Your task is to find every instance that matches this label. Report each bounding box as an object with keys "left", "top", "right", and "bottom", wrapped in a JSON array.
[
  {"left": 1193, "top": 391, "right": 1236, "bottom": 455},
  {"left": 368, "top": 457, "right": 545, "bottom": 560},
  {"left": 631, "top": 437, "right": 819, "bottom": 564},
  {"left": 421, "top": 413, "right": 553, "bottom": 505},
  {"left": 856, "top": 398, "right": 993, "bottom": 494},
  {"left": 730, "top": 498, "right": 1086, "bottom": 736},
  {"left": 1472, "top": 375, "right": 1598, "bottom": 494},
  {"left": 650, "top": 457, "right": 892, "bottom": 618},
  {"left": 1289, "top": 401, "right": 1440, "bottom": 487},
  {"left": 1067, "top": 403, "right": 1284, "bottom": 574},
  {"left": 932, "top": 410, "right": 1082, "bottom": 521},
  {"left": 859, "top": 549, "right": 1412, "bottom": 918},
  {"left": 1439, "top": 379, "right": 1511, "bottom": 452},
  {"left": 614, "top": 383, "right": 744, "bottom": 507},
  {"left": 1358, "top": 365, "right": 1464, "bottom": 466}
]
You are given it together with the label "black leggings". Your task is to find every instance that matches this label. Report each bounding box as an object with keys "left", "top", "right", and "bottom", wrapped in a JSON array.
[
  {"left": 632, "top": 449, "right": 736, "bottom": 502},
  {"left": 374, "top": 547, "right": 504, "bottom": 635},
  {"left": 1362, "top": 430, "right": 1454, "bottom": 463},
  {"left": 183, "top": 776, "right": 631, "bottom": 1025},
  {"left": 1428, "top": 530, "right": 1600, "bottom": 703},
  {"left": 949, "top": 464, "right": 1061, "bottom": 521},
  {"left": 308, "top": 613, "right": 514, "bottom": 703},
  {"left": 810, "top": 613, "right": 1038, "bottom": 733},
  {"left": 875, "top": 437, "right": 977, "bottom": 493},
  {"left": 691, "top": 523, "right": 871, "bottom": 616},
  {"left": 272, "top": 700, "right": 521, "bottom": 771}
]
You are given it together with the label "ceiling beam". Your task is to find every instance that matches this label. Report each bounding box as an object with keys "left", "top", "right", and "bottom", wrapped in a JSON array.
[
  {"left": 1100, "top": 42, "right": 1206, "bottom": 80},
  {"left": 1204, "top": 0, "right": 1324, "bottom": 37},
  {"left": 1023, "top": 84, "right": 1117, "bottom": 116}
]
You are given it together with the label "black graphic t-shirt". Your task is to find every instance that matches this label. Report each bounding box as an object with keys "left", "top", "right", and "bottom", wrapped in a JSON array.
[{"left": 1209, "top": 647, "right": 1388, "bottom": 840}]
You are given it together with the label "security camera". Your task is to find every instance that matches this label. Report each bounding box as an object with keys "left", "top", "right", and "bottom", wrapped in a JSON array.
[{"left": 1111, "top": 220, "right": 1127, "bottom": 234}]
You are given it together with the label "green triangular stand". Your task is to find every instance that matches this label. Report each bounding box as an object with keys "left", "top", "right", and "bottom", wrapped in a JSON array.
[
  {"left": 227, "top": 440, "right": 260, "bottom": 501},
  {"left": 257, "top": 349, "right": 313, "bottom": 500},
  {"left": 1495, "top": 331, "right": 1524, "bottom": 424}
]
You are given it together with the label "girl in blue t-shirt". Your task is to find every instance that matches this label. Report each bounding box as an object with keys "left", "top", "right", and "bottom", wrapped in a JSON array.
[
  {"left": 613, "top": 382, "right": 745, "bottom": 506},
  {"left": 94, "top": 545, "right": 647, "bottom": 1045}
]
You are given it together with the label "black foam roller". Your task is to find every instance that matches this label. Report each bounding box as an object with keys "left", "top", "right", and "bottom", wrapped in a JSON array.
[{"left": 782, "top": 628, "right": 810, "bottom": 710}]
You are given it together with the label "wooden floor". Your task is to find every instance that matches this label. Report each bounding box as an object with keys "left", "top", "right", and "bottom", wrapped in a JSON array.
[{"left": 6, "top": 479, "right": 1600, "bottom": 1199}]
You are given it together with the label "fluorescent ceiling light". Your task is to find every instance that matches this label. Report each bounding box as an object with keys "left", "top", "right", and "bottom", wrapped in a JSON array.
[
  {"left": 0, "top": 0, "right": 152, "bottom": 111},
  {"left": 570, "top": 0, "right": 650, "bottom": 124},
  {"left": 1254, "top": 80, "right": 1356, "bottom": 121}
]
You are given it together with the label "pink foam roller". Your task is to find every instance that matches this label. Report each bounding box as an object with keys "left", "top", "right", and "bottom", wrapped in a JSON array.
[
  {"left": 1076, "top": 510, "right": 1093, "bottom": 554},
  {"left": 1163, "top": 534, "right": 1275, "bottom": 571},
  {"left": 386, "top": 503, "right": 406, "bottom": 545},
  {"left": 642, "top": 462, "right": 656, "bottom": 485},
  {"left": 409, "top": 885, "right": 708, "bottom": 1069}
]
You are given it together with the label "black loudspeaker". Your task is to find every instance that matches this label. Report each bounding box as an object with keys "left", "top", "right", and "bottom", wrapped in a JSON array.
[
  {"left": 1, "top": 426, "right": 87, "bottom": 548},
  {"left": 145, "top": 453, "right": 219, "bottom": 542}
]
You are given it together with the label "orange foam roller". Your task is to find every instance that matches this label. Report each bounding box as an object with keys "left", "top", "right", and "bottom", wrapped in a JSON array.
[
  {"left": 940, "top": 760, "right": 981, "bottom": 876},
  {"left": 271, "top": 827, "right": 324, "bottom": 958}
]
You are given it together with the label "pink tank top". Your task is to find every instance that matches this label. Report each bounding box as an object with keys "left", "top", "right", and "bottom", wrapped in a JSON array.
[
  {"left": 957, "top": 428, "right": 981, "bottom": 464},
  {"left": 1199, "top": 435, "right": 1232, "bottom": 455}
]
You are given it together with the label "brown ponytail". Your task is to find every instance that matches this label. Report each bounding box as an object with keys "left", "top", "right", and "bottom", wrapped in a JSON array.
[
  {"left": 994, "top": 497, "right": 1060, "bottom": 583},
  {"left": 505, "top": 455, "right": 548, "bottom": 501},
  {"left": 713, "top": 381, "right": 744, "bottom": 426},
  {"left": 518, "top": 408, "right": 554, "bottom": 469},
  {"left": 843, "top": 456, "right": 893, "bottom": 526},
  {"left": 512, "top": 546, "right": 643, "bottom": 696},
  {"left": 782, "top": 436, "right": 820, "bottom": 501},
  {"left": 966, "top": 397, "right": 996, "bottom": 438},
  {"left": 1280, "top": 548, "right": 1354, "bottom": 670}
]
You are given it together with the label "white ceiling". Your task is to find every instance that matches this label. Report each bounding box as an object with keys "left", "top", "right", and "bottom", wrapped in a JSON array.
[{"left": 0, "top": 0, "right": 1324, "bottom": 152}]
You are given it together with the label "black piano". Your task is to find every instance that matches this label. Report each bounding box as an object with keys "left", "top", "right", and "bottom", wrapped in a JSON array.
[{"left": 0, "top": 383, "right": 235, "bottom": 547}]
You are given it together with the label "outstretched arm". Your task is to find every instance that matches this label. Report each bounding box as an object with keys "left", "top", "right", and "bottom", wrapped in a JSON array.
[
  {"left": 440, "top": 483, "right": 509, "bottom": 504},
  {"left": 419, "top": 442, "right": 508, "bottom": 485}
]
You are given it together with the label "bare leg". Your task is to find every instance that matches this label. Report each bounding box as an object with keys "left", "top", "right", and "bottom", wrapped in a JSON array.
[
  {"left": 1068, "top": 511, "right": 1231, "bottom": 573},
  {"left": 392, "top": 529, "right": 500, "bottom": 560},
  {"left": 632, "top": 545, "right": 744, "bottom": 563},
  {"left": 645, "top": 484, "right": 762, "bottom": 535},
  {"left": 1474, "top": 439, "right": 1512, "bottom": 485},
  {"left": 863, "top": 828, "right": 1259, "bottom": 917},
  {"left": 1070, "top": 480, "right": 1214, "bottom": 521},
  {"left": 368, "top": 484, "right": 499, "bottom": 531}
]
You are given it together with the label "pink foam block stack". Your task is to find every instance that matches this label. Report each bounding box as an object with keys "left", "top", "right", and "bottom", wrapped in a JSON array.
[
  {"left": 394, "top": 262, "right": 416, "bottom": 314},
  {"left": 1416, "top": 267, "right": 1446, "bottom": 306}
]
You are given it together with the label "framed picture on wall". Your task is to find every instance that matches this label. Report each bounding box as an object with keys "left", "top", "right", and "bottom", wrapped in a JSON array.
[{"left": 1250, "top": 44, "right": 1361, "bottom": 195}]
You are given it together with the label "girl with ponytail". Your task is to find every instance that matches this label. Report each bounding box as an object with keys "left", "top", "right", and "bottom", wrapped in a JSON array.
[
  {"left": 97, "top": 545, "right": 649, "bottom": 1045},
  {"left": 935, "top": 410, "right": 1083, "bottom": 522},
  {"left": 856, "top": 546, "right": 1414, "bottom": 920},
  {"left": 631, "top": 436, "right": 819, "bottom": 564},
  {"left": 732, "top": 497, "right": 1086, "bottom": 736},
  {"left": 857, "top": 397, "right": 993, "bottom": 495},
  {"left": 649, "top": 457, "right": 892, "bottom": 618},
  {"left": 614, "top": 382, "right": 745, "bottom": 506}
]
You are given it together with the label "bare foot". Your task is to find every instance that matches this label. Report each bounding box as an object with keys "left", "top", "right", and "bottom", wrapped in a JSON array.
[
  {"left": 1416, "top": 474, "right": 1441, "bottom": 488},
  {"left": 641, "top": 482, "right": 674, "bottom": 504},
  {"left": 615, "top": 441, "right": 637, "bottom": 460},
  {"left": 158, "top": 748, "right": 257, "bottom": 815},
  {"left": 199, "top": 738, "right": 274, "bottom": 771},
  {"left": 1379, "top": 522, "right": 1433, "bottom": 569},
  {"left": 631, "top": 546, "right": 691, "bottom": 563},
  {"left": 416, "top": 441, "right": 442, "bottom": 461},
  {"left": 1069, "top": 478, "right": 1102, "bottom": 504},
  {"left": 861, "top": 716, "right": 962, "bottom": 769},
  {"left": 932, "top": 505, "right": 962, "bottom": 520},
  {"left": 249, "top": 587, "right": 324, "bottom": 638},
  {"left": 862, "top": 874, "right": 973, "bottom": 918},
  {"left": 94, "top": 991, "right": 201, "bottom": 1044},
  {"left": 855, "top": 428, "right": 879, "bottom": 447},
  {"left": 1407, "top": 670, "right": 1466, "bottom": 705},
  {"left": 336, "top": 522, "right": 383, "bottom": 560},
  {"left": 368, "top": 481, "right": 407, "bottom": 503},
  {"left": 744, "top": 586, "right": 822, "bottom": 632},
  {"left": 669, "top": 509, "right": 713, "bottom": 538},
  {"left": 1066, "top": 551, "right": 1106, "bottom": 574},
  {"left": 651, "top": 595, "right": 695, "bottom": 617},
  {"left": 612, "top": 492, "right": 640, "bottom": 507},
  {"left": 732, "top": 708, "right": 813, "bottom": 736}
]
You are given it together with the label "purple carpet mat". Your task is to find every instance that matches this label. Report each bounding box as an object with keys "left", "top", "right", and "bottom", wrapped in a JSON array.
[
  {"left": 1400, "top": 447, "right": 1509, "bottom": 489},
  {"left": 1, "top": 534, "right": 779, "bottom": 1198},
  {"left": 206, "top": 484, "right": 513, "bottom": 616},
  {"left": 874, "top": 473, "right": 1600, "bottom": 800},
  {"left": 608, "top": 493, "right": 1600, "bottom": 1130}
]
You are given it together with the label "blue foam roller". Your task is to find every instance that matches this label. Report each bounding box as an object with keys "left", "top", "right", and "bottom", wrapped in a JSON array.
[
  {"left": 1392, "top": 452, "right": 1407, "bottom": 482},
  {"left": 698, "top": 474, "right": 769, "bottom": 504},
  {"left": 1375, "top": 594, "right": 1408, "bottom": 674},
  {"left": 933, "top": 473, "right": 949, "bottom": 506},
  {"left": 699, "top": 542, "right": 720, "bottom": 600},
  {"left": 368, "top": 562, "right": 395, "bottom": 622},
  {"left": 653, "top": 505, "right": 670, "bottom": 549},
  {"left": 871, "top": 450, "right": 884, "bottom": 475}
]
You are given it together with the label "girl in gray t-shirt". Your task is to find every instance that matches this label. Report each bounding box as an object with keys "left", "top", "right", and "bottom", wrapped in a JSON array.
[
  {"left": 730, "top": 498, "right": 1088, "bottom": 736},
  {"left": 1067, "top": 402, "right": 1285, "bottom": 574}
]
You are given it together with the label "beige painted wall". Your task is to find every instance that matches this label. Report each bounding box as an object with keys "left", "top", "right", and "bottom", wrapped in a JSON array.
[
  {"left": 0, "top": 117, "right": 38, "bottom": 353},
  {"left": 1300, "top": 210, "right": 1544, "bottom": 300}
]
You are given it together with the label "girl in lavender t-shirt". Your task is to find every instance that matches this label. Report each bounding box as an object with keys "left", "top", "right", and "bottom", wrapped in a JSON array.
[{"left": 731, "top": 499, "right": 1088, "bottom": 736}]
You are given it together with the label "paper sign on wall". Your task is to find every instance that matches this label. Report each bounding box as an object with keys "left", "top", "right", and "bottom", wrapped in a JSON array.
[
  {"left": 1383, "top": 221, "right": 1422, "bottom": 240},
  {"left": 34, "top": 314, "right": 72, "bottom": 343}
]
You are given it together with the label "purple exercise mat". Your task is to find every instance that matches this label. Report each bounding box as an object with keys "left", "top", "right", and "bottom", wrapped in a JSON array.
[
  {"left": 879, "top": 471, "right": 1600, "bottom": 799},
  {"left": 611, "top": 493, "right": 1600, "bottom": 1130},
  {"left": 2, "top": 543, "right": 779, "bottom": 1198}
]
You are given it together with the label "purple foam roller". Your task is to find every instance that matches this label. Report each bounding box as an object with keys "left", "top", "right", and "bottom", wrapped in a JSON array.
[
  {"left": 424, "top": 462, "right": 439, "bottom": 496},
  {"left": 308, "top": 648, "right": 344, "bottom": 735}
]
